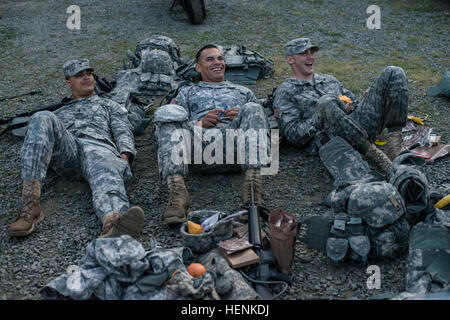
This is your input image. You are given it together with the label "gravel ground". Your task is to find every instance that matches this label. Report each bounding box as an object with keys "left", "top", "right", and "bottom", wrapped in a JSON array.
[{"left": 0, "top": 0, "right": 449, "bottom": 300}]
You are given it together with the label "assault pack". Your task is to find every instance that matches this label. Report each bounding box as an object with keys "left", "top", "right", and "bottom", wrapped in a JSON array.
[
  {"left": 123, "top": 35, "right": 183, "bottom": 70},
  {"left": 116, "top": 35, "right": 181, "bottom": 97}
]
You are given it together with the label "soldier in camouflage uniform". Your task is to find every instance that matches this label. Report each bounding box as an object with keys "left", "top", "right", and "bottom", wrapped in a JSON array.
[
  {"left": 9, "top": 59, "right": 144, "bottom": 238},
  {"left": 154, "top": 44, "right": 270, "bottom": 225},
  {"left": 273, "top": 38, "right": 409, "bottom": 175}
]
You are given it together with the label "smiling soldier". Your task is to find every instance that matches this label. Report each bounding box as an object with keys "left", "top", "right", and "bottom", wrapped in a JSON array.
[
  {"left": 154, "top": 45, "right": 270, "bottom": 225},
  {"left": 273, "top": 38, "right": 409, "bottom": 175},
  {"left": 9, "top": 59, "right": 144, "bottom": 238}
]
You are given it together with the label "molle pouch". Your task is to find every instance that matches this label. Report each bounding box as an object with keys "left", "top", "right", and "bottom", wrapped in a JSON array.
[
  {"left": 300, "top": 216, "right": 333, "bottom": 253},
  {"left": 329, "top": 218, "right": 347, "bottom": 237},
  {"left": 348, "top": 236, "right": 371, "bottom": 263},
  {"left": 326, "top": 238, "right": 348, "bottom": 264}
]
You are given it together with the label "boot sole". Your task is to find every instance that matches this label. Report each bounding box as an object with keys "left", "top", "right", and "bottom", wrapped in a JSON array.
[
  {"left": 102, "top": 206, "right": 144, "bottom": 238},
  {"left": 9, "top": 210, "right": 44, "bottom": 237}
]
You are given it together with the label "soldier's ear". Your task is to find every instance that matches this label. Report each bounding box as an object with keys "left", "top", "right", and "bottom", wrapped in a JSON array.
[
  {"left": 65, "top": 78, "right": 72, "bottom": 88},
  {"left": 194, "top": 62, "right": 201, "bottom": 73},
  {"left": 285, "top": 55, "right": 294, "bottom": 65}
]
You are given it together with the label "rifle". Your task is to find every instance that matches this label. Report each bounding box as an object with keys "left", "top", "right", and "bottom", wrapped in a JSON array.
[
  {"left": 0, "top": 98, "right": 73, "bottom": 137},
  {"left": 240, "top": 182, "right": 292, "bottom": 299},
  {"left": 0, "top": 89, "right": 42, "bottom": 102}
]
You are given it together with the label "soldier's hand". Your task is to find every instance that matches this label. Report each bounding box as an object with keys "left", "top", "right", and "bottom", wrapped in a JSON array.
[
  {"left": 345, "top": 102, "right": 353, "bottom": 113},
  {"left": 199, "top": 109, "right": 224, "bottom": 128},
  {"left": 363, "top": 88, "right": 370, "bottom": 97},
  {"left": 121, "top": 153, "right": 129, "bottom": 163},
  {"left": 224, "top": 108, "right": 240, "bottom": 121}
]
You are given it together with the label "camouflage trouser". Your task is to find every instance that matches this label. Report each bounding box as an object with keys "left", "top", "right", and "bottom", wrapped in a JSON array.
[
  {"left": 155, "top": 102, "right": 270, "bottom": 181},
  {"left": 317, "top": 66, "right": 408, "bottom": 152},
  {"left": 21, "top": 111, "right": 132, "bottom": 222}
]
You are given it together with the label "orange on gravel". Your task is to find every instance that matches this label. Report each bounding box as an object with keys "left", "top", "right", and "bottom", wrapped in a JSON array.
[{"left": 186, "top": 263, "right": 206, "bottom": 278}]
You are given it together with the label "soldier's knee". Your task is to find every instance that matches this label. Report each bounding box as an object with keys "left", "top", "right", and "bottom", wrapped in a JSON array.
[
  {"left": 29, "top": 110, "right": 56, "bottom": 122},
  {"left": 28, "top": 111, "right": 59, "bottom": 128},
  {"left": 317, "top": 94, "right": 338, "bottom": 115},
  {"left": 317, "top": 94, "right": 335, "bottom": 106},
  {"left": 384, "top": 66, "right": 406, "bottom": 79},
  {"left": 240, "top": 102, "right": 264, "bottom": 116},
  {"left": 154, "top": 104, "right": 188, "bottom": 124}
]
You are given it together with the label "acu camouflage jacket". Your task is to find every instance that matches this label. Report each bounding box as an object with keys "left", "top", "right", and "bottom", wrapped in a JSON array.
[{"left": 273, "top": 73, "right": 358, "bottom": 148}]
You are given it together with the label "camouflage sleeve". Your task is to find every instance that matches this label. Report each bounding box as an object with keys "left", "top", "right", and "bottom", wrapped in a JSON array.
[
  {"left": 174, "top": 86, "right": 192, "bottom": 119},
  {"left": 108, "top": 100, "right": 137, "bottom": 156},
  {"left": 273, "top": 84, "right": 319, "bottom": 146},
  {"left": 246, "top": 90, "right": 259, "bottom": 104}
]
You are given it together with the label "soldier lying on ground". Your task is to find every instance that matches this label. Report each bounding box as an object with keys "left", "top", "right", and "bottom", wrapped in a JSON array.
[
  {"left": 273, "top": 38, "right": 408, "bottom": 175},
  {"left": 9, "top": 59, "right": 144, "bottom": 238},
  {"left": 154, "top": 44, "right": 270, "bottom": 225}
]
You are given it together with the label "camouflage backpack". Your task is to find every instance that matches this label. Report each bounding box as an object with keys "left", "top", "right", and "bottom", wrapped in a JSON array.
[{"left": 123, "top": 35, "right": 183, "bottom": 70}]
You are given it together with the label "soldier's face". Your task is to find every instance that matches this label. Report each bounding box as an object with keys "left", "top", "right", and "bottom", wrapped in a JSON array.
[
  {"left": 286, "top": 49, "right": 316, "bottom": 79},
  {"left": 66, "top": 69, "right": 95, "bottom": 99},
  {"left": 195, "top": 48, "right": 226, "bottom": 83}
]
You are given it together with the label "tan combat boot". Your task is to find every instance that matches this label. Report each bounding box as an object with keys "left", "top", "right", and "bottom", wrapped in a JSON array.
[
  {"left": 9, "top": 179, "right": 44, "bottom": 237},
  {"left": 364, "top": 144, "right": 392, "bottom": 176},
  {"left": 241, "top": 168, "right": 263, "bottom": 206},
  {"left": 163, "top": 174, "right": 190, "bottom": 225},
  {"left": 385, "top": 130, "right": 403, "bottom": 161},
  {"left": 99, "top": 206, "right": 145, "bottom": 238}
]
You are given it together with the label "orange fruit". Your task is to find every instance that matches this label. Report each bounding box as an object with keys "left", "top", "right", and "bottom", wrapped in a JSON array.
[
  {"left": 186, "top": 263, "right": 206, "bottom": 278},
  {"left": 338, "top": 95, "right": 352, "bottom": 104},
  {"left": 187, "top": 221, "right": 203, "bottom": 234}
]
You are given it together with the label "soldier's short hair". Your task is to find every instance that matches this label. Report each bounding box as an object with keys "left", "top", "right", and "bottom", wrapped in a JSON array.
[{"left": 195, "top": 44, "right": 221, "bottom": 62}]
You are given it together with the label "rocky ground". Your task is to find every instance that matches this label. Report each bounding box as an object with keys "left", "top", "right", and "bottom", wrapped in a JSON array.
[{"left": 0, "top": 0, "right": 449, "bottom": 300}]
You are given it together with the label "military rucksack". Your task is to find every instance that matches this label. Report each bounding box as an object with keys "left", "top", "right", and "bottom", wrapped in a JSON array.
[{"left": 123, "top": 35, "right": 183, "bottom": 70}]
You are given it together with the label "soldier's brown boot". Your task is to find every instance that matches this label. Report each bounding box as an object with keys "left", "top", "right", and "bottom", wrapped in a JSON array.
[
  {"left": 9, "top": 179, "right": 44, "bottom": 237},
  {"left": 241, "top": 168, "right": 263, "bottom": 206},
  {"left": 364, "top": 144, "right": 392, "bottom": 176},
  {"left": 385, "top": 130, "right": 403, "bottom": 161},
  {"left": 163, "top": 174, "right": 189, "bottom": 225},
  {"left": 99, "top": 206, "right": 144, "bottom": 238}
]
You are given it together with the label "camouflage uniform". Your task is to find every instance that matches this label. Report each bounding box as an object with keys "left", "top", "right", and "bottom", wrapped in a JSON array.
[
  {"left": 155, "top": 81, "right": 270, "bottom": 180},
  {"left": 273, "top": 66, "right": 408, "bottom": 154},
  {"left": 21, "top": 95, "right": 136, "bottom": 222}
]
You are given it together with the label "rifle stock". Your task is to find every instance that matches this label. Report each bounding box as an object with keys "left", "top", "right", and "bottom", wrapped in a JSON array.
[{"left": 0, "top": 100, "right": 71, "bottom": 137}]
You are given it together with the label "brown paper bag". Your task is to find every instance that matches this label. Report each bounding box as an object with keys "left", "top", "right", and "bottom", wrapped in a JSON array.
[{"left": 268, "top": 209, "right": 298, "bottom": 275}]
